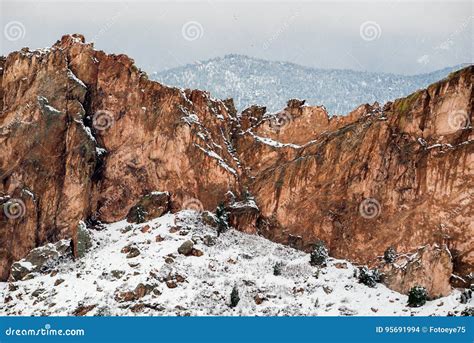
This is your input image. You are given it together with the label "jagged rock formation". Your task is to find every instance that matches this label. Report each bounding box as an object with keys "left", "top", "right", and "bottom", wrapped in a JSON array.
[
  {"left": 0, "top": 35, "right": 472, "bottom": 296},
  {"left": 377, "top": 244, "right": 453, "bottom": 297}
]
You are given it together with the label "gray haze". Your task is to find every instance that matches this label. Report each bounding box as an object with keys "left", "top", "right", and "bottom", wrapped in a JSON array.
[{"left": 0, "top": 0, "right": 472, "bottom": 75}]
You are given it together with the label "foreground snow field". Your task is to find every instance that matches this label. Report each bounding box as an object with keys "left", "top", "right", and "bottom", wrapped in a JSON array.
[{"left": 0, "top": 211, "right": 471, "bottom": 316}]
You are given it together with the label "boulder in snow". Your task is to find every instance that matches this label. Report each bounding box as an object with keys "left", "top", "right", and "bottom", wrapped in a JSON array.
[{"left": 9, "top": 239, "right": 72, "bottom": 281}]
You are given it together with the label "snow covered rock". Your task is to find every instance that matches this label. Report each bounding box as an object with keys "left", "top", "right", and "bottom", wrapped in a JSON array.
[
  {"left": 9, "top": 239, "right": 72, "bottom": 281},
  {"left": 227, "top": 200, "right": 260, "bottom": 234}
]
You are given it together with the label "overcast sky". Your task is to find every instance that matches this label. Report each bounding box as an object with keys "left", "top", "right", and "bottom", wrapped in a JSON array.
[{"left": 1, "top": 0, "right": 472, "bottom": 75}]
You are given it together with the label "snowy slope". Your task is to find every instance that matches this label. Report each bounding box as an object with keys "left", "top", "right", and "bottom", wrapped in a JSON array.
[
  {"left": 0, "top": 211, "right": 471, "bottom": 316},
  {"left": 153, "top": 56, "right": 469, "bottom": 115}
]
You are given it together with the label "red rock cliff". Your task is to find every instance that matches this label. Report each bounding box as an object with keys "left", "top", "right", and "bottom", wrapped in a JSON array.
[{"left": 0, "top": 35, "right": 472, "bottom": 293}]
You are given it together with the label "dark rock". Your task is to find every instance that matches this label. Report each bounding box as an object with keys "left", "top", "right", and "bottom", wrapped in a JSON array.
[
  {"left": 32, "top": 288, "right": 45, "bottom": 297},
  {"left": 121, "top": 225, "right": 134, "bottom": 234},
  {"left": 54, "top": 278, "right": 65, "bottom": 286},
  {"left": 227, "top": 200, "right": 260, "bottom": 234},
  {"left": 323, "top": 285, "right": 333, "bottom": 294},
  {"left": 166, "top": 281, "right": 177, "bottom": 288},
  {"left": 126, "top": 192, "right": 170, "bottom": 224},
  {"left": 126, "top": 247, "right": 140, "bottom": 259},
  {"left": 111, "top": 270, "right": 125, "bottom": 279},
  {"left": 178, "top": 240, "right": 194, "bottom": 256},
  {"left": 115, "top": 283, "right": 155, "bottom": 302},
  {"left": 72, "top": 304, "right": 96, "bottom": 316}
]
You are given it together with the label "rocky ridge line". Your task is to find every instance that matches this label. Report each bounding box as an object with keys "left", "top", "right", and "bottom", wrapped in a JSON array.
[{"left": 0, "top": 35, "right": 472, "bottom": 296}]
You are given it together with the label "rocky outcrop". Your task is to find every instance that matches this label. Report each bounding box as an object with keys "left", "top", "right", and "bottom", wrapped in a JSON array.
[
  {"left": 0, "top": 35, "right": 238, "bottom": 280},
  {"left": 0, "top": 35, "right": 472, "bottom": 293},
  {"left": 227, "top": 199, "right": 260, "bottom": 234},
  {"left": 126, "top": 191, "right": 170, "bottom": 223},
  {"left": 9, "top": 239, "right": 72, "bottom": 281},
  {"left": 243, "top": 69, "right": 473, "bottom": 288},
  {"left": 378, "top": 244, "right": 453, "bottom": 297}
]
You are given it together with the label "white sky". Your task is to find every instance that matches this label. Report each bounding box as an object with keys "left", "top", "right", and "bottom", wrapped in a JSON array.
[{"left": 0, "top": 0, "right": 472, "bottom": 74}]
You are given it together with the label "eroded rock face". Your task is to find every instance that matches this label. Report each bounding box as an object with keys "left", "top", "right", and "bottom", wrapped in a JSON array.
[
  {"left": 245, "top": 69, "right": 473, "bottom": 287},
  {"left": 378, "top": 245, "right": 453, "bottom": 297},
  {"left": 227, "top": 200, "right": 260, "bottom": 234},
  {"left": 0, "top": 35, "right": 472, "bottom": 292},
  {"left": 0, "top": 35, "right": 238, "bottom": 279}
]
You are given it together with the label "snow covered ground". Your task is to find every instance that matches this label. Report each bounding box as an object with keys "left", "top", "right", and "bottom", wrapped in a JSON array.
[{"left": 0, "top": 211, "right": 471, "bottom": 316}]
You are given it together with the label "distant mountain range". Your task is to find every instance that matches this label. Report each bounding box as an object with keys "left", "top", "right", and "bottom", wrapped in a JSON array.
[{"left": 152, "top": 55, "right": 469, "bottom": 114}]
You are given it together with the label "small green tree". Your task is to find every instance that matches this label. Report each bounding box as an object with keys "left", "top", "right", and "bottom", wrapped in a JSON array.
[
  {"left": 273, "top": 262, "right": 283, "bottom": 276},
  {"left": 310, "top": 240, "right": 329, "bottom": 267},
  {"left": 407, "top": 285, "right": 428, "bottom": 307},
  {"left": 383, "top": 246, "right": 397, "bottom": 263},
  {"left": 358, "top": 267, "right": 381, "bottom": 288},
  {"left": 129, "top": 205, "right": 147, "bottom": 224},
  {"left": 461, "top": 307, "right": 474, "bottom": 316},
  {"left": 243, "top": 188, "right": 253, "bottom": 201},
  {"left": 215, "top": 203, "right": 229, "bottom": 236},
  {"left": 230, "top": 285, "right": 240, "bottom": 308}
]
